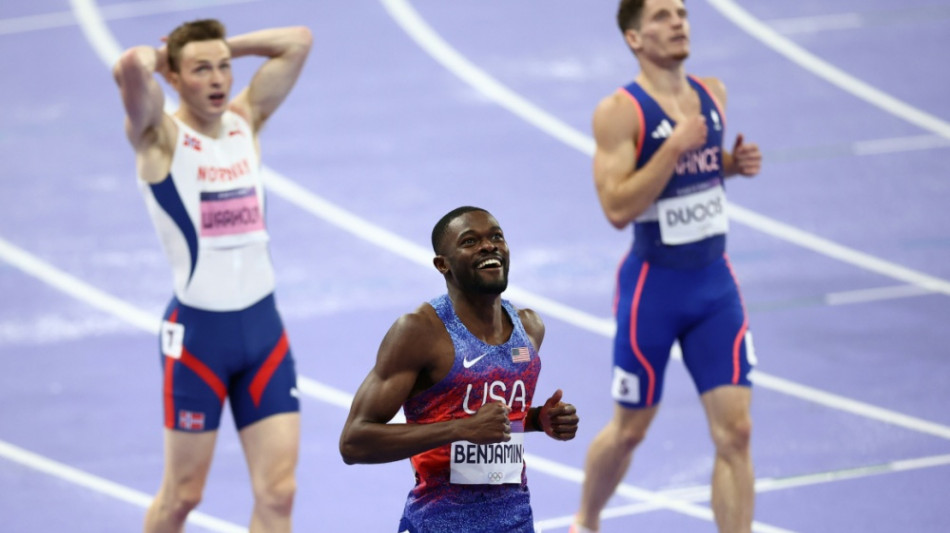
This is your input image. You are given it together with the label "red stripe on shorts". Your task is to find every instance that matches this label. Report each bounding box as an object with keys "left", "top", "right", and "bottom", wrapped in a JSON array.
[
  {"left": 248, "top": 331, "right": 289, "bottom": 407},
  {"left": 629, "top": 262, "right": 656, "bottom": 406},
  {"left": 163, "top": 308, "right": 180, "bottom": 429},
  {"left": 180, "top": 348, "right": 228, "bottom": 402}
]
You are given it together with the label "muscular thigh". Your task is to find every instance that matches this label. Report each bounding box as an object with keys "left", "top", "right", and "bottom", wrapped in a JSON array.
[
  {"left": 679, "top": 258, "right": 755, "bottom": 394},
  {"left": 612, "top": 257, "right": 686, "bottom": 408}
]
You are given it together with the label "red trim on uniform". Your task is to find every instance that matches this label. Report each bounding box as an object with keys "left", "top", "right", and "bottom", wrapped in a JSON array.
[
  {"left": 163, "top": 308, "right": 181, "bottom": 429},
  {"left": 724, "top": 254, "right": 748, "bottom": 384},
  {"left": 248, "top": 331, "right": 289, "bottom": 407},
  {"left": 629, "top": 262, "right": 656, "bottom": 405},
  {"left": 180, "top": 348, "right": 228, "bottom": 402},
  {"left": 163, "top": 358, "right": 176, "bottom": 429},
  {"left": 619, "top": 88, "right": 647, "bottom": 161},
  {"left": 689, "top": 75, "right": 727, "bottom": 132},
  {"left": 613, "top": 251, "right": 631, "bottom": 316}
]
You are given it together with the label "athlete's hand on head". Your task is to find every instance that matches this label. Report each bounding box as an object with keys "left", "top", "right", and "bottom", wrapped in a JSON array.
[
  {"left": 670, "top": 114, "right": 708, "bottom": 155},
  {"left": 731, "top": 134, "right": 762, "bottom": 177},
  {"left": 465, "top": 401, "right": 512, "bottom": 444},
  {"left": 154, "top": 39, "right": 171, "bottom": 82},
  {"left": 537, "top": 389, "right": 579, "bottom": 441}
]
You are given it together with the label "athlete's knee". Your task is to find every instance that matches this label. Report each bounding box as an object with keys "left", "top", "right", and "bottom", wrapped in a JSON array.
[
  {"left": 156, "top": 484, "right": 203, "bottom": 522},
  {"left": 254, "top": 473, "right": 296, "bottom": 517},
  {"left": 711, "top": 415, "right": 752, "bottom": 457},
  {"left": 610, "top": 417, "right": 651, "bottom": 451}
]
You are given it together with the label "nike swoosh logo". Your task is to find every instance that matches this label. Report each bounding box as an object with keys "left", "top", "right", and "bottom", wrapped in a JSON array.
[{"left": 463, "top": 353, "right": 488, "bottom": 369}]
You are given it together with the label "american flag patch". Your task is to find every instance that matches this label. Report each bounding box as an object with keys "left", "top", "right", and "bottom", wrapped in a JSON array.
[
  {"left": 178, "top": 410, "right": 205, "bottom": 431},
  {"left": 511, "top": 347, "right": 531, "bottom": 363}
]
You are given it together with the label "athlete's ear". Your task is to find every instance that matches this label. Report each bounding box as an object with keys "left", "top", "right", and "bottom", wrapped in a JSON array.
[
  {"left": 168, "top": 70, "right": 182, "bottom": 92},
  {"left": 433, "top": 255, "right": 449, "bottom": 275},
  {"left": 624, "top": 28, "right": 641, "bottom": 52}
]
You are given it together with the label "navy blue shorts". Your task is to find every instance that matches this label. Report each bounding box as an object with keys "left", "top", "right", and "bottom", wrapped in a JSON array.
[
  {"left": 158, "top": 293, "right": 299, "bottom": 432},
  {"left": 611, "top": 254, "right": 755, "bottom": 408}
]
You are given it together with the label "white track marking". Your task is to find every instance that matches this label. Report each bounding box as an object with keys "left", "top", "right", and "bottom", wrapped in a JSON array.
[
  {"left": 380, "top": 0, "right": 950, "bottom": 299},
  {"left": 1, "top": 0, "right": 257, "bottom": 36},
  {"left": 852, "top": 134, "right": 950, "bottom": 155},
  {"left": 0, "top": 439, "right": 247, "bottom": 532},
  {"left": 825, "top": 284, "right": 934, "bottom": 306},
  {"left": 766, "top": 12, "right": 865, "bottom": 35},
  {"left": 707, "top": 0, "right": 950, "bottom": 141},
  {"left": 538, "top": 452, "right": 950, "bottom": 529}
]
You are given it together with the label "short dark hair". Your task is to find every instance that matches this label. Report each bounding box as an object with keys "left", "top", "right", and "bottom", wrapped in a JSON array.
[
  {"left": 617, "top": 0, "right": 685, "bottom": 32},
  {"left": 166, "top": 19, "right": 227, "bottom": 73},
  {"left": 431, "top": 206, "right": 488, "bottom": 254}
]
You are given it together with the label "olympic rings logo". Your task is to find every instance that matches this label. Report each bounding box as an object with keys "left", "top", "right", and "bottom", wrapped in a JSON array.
[{"left": 488, "top": 472, "right": 504, "bottom": 483}]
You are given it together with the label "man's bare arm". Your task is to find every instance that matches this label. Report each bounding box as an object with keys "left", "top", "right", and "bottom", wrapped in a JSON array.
[
  {"left": 339, "top": 310, "right": 511, "bottom": 465},
  {"left": 228, "top": 26, "right": 313, "bottom": 133}
]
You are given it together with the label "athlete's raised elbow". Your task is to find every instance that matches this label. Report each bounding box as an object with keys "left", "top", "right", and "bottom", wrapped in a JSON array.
[
  {"left": 339, "top": 428, "right": 373, "bottom": 465},
  {"left": 287, "top": 26, "right": 314, "bottom": 54}
]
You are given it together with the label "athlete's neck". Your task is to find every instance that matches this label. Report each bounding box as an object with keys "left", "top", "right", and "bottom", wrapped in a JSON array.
[
  {"left": 175, "top": 107, "right": 224, "bottom": 138},
  {"left": 448, "top": 290, "right": 511, "bottom": 346},
  {"left": 636, "top": 61, "right": 689, "bottom": 96}
]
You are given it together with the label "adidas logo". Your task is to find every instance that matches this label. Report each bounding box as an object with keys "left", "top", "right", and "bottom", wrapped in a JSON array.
[
  {"left": 710, "top": 109, "right": 722, "bottom": 131},
  {"left": 651, "top": 119, "right": 673, "bottom": 139}
]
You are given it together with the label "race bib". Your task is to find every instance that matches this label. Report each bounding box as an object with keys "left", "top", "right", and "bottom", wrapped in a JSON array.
[
  {"left": 160, "top": 320, "right": 184, "bottom": 359},
  {"left": 657, "top": 185, "right": 728, "bottom": 245},
  {"left": 199, "top": 187, "right": 268, "bottom": 248},
  {"left": 450, "top": 430, "right": 524, "bottom": 485}
]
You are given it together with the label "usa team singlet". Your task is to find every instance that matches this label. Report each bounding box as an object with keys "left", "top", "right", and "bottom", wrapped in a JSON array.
[
  {"left": 398, "top": 294, "right": 542, "bottom": 533},
  {"left": 610, "top": 76, "right": 755, "bottom": 409},
  {"left": 141, "top": 111, "right": 298, "bottom": 432}
]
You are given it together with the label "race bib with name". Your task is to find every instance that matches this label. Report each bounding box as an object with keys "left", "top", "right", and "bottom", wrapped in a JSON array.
[
  {"left": 450, "top": 430, "right": 525, "bottom": 485},
  {"left": 657, "top": 184, "right": 728, "bottom": 245},
  {"left": 199, "top": 187, "right": 268, "bottom": 248}
]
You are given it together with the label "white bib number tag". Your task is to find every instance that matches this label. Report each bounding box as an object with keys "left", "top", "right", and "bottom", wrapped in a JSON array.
[
  {"left": 657, "top": 185, "right": 728, "bottom": 245},
  {"left": 449, "top": 432, "right": 524, "bottom": 485},
  {"left": 160, "top": 321, "right": 185, "bottom": 359}
]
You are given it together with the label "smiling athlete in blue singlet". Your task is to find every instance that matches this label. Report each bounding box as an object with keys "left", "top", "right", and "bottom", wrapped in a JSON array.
[{"left": 340, "top": 207, "right": 580, "bottom": 533}]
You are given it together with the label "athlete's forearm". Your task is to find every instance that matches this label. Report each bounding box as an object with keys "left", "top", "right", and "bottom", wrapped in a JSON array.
[
  {"left": 227, "top": 26, "right": 312, "bottom": 60},
  {"left": 340, "top": 419, "right": 468, "bottom": 465},
  {"left": 597, "top": 141, "right": 686, "bottom": 228}
]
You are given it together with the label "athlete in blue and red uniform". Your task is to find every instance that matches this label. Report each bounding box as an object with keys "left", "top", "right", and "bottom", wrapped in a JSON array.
[
  {"left": 340, "top": 206, "right": 580, "bottom": 533},
  {"left": 113, "top": 19, "right": 311, "bottom": 532},
  {"left": 572, "top": 1, "right": 762, "bottom": 532}
]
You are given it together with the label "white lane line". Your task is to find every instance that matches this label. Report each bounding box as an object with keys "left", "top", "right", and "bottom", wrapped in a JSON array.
[
  {"left": 1, "top": 0, "right": 258, "bottom": 36},
  {"left": 707, "top": 0, "right": 950, "bottom": 141},
  {"left": 825, "top": 284, "right": 934, "bottom": 306},
  {"left": 728, "top": 205, "right": 950, "bottom": 298},
  {"left": 538, "top": 452, "right": 950, "bottom": 529},
  {"left": 766, "top": 12, "right": 865, "bottom": 35},
  {"left": 0, "top": 439, "right": 246, "bottom": 533},
  {"left": 524, "top": 455, "right": 796, "bottom": 533},
  {"left": 377, "top": 0, "right": 594, "bottom": 156},
  {"left": 852, "top": 134, "right": 950, "bottom": 156}
]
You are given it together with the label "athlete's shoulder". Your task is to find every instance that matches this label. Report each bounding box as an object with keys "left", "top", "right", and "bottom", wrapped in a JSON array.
[
  {"left": 694, "top": 76, "right": 727, "bottom": 109},
  {"left": 593, "top": 89, "right": 641, "bottom": 143},
  {"left": 515, "top": 307, "right": 545, "bottom": 350}
]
